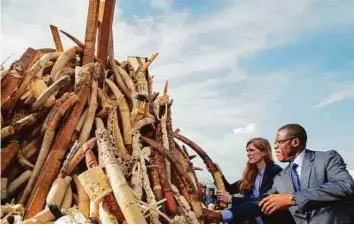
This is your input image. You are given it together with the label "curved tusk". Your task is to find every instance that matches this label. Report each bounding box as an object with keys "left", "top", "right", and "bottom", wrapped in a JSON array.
[
  {"left": 50, "top": 46, "right": 83, "bottom": 78},
  {"left": 129, "top": 117, "right": 155, "bottom": 135}
]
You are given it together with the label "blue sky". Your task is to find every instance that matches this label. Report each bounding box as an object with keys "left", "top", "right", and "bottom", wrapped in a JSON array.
[{"left": 2, "top": 0, "right": 354, "bottom": 181}]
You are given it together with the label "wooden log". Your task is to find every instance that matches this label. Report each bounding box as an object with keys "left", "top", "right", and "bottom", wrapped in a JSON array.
[
  {"left": 25, "top": 86, "right": 89, "bottom": 219},
  {"left": 49, "top": 25, "right": 64, "bottom": 52},
  {"left": 97, "top": 0, "right": 116, "bottom": 62},
  {"left": 82, "top": 0, "right": 100, "bottom": 65}
]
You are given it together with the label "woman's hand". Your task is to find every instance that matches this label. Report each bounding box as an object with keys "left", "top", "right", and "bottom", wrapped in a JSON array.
[{"left": 217, "top": 191, "right": 231, "bottom": 204}]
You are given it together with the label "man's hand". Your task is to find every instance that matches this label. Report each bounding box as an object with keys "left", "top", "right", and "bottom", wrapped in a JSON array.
[
  {"left": 203, "top": 208, "right": 222, "bottom": 224},
  {"left": 259, "top": 194, "right": 293, "bottom": 215},
  {"left": 217, "top": 191, "right": 231, "bottom": 204}
]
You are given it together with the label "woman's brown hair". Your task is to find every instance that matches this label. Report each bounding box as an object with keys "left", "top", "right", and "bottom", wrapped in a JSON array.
[{"left": 238, "top": 137, "right": 273, "bottom": 194}]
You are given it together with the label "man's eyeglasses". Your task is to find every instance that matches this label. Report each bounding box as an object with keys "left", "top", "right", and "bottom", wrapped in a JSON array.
[{"left": 274, "top": 137, "right": 297, "bottom": 146}]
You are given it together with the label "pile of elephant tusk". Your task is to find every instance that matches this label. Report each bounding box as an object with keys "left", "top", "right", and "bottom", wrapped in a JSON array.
[{"left": 0, "top": 0, "right": 226, "bottom": 224}]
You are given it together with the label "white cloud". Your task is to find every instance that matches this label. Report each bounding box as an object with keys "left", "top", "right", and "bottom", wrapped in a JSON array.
[
  {"left": 149, "top": 0, "right": 173, "bottom": 12},
  {"left": 315, "top": 89, "right": 354, "bottom": 108},
  {"left": 2, "top": 0, "right": 353, "bottom": 181},
  {"left": 233, "top": 123, "right": 258, "bottom": 135}
]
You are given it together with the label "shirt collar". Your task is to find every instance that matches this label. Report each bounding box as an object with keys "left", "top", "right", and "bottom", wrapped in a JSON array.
[
  {"left": 258, "top": 167, "right": 266, "bottom": 176},
  {"left": 293, "top": 148, "right": 306, "bottom": 167}
]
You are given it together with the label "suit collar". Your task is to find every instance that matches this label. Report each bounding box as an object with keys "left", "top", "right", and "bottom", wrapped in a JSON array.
[
  {"left": 300, "top": 149, "right": 315, "bottom": 189},
  {"left": 282, "top": 165, "right": 295, "bottom": 193},
  {"left": 293, "top": 148, "right": 306, "bottom": 167}
]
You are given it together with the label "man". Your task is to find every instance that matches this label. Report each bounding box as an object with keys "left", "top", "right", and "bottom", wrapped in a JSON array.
[{"left": 204, "top": 124, "right": 354, "bottom": 223}]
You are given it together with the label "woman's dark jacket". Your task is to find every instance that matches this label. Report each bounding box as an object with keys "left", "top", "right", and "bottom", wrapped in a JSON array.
[{"left": 222, "top": 162, "right": 295, "bottom": 224}]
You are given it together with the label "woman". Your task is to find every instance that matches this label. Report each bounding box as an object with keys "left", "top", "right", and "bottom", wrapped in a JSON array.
[{"left": 206, "top": 137, "right": 294, "bottom": 224}]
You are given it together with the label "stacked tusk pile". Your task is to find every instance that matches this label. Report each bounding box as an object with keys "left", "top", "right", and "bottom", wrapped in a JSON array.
[{"left": 0, "top": 0, "right": 226, "bottom": 223}]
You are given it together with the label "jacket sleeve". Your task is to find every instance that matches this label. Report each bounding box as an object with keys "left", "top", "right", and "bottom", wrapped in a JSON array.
[
  {"left": 229, "top": 182, "right": 279, "bottom": 219},
  {"left": 294, "top": 150, "right": 354, "bottom": 213}
]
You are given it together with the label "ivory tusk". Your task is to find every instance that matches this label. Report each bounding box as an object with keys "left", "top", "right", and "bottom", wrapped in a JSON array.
[{"left": 7, "top": 170, "right": 32, "bottom": 197}]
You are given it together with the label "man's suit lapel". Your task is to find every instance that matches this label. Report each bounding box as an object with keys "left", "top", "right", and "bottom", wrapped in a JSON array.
[
  {"left": 300, "top": 149, "right": 315, "bottom": 190},
  {"left": 281, "top": 166, "right": 295, "bottom": 193}
]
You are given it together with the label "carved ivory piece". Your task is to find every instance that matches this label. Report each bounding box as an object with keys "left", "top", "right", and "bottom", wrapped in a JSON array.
[
  {"left": 78, "top": 166, "right": 112, "bottom": 204},
  {"left": 95, "top": 118, "right": 147, "bottom": 224}
]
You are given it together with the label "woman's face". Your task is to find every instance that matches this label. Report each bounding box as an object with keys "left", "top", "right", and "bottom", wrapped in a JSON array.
[{"left": 246, "top": 142, "right": 266, "bottom": 165}]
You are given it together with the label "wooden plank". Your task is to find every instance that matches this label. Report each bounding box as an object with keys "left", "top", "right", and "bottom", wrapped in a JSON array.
[
  {"left": 97, "top": 0, "right": 116, "bottom": 62},
  {"left": 82, "top": 0, "right": 100, "bottom": 65},
  {"left": 18, "top": 47, "right": 38, "bottom": 70},
  {"left": 24, "top": 86, "right": 90, "bottom": 219},
  {"left": 49, "top": 25, "right": 64, "bottom": 52}
]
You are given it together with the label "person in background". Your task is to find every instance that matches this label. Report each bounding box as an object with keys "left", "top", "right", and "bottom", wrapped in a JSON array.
[
  {"left": 204, "top": 137, "right": 294, "bottom": 223},
  {"left": 203, "top": 187, "right": 217, "bottom": 209}
]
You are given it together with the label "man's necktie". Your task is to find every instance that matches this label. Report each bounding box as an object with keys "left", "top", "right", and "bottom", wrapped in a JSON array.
[{"left": 291, "top": 163, "right": 301, "bottom": 192}]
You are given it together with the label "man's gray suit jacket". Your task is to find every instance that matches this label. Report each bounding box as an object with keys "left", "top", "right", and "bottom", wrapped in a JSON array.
[{"left": 270, "top": 149, "right": 354, "bottom": 223}]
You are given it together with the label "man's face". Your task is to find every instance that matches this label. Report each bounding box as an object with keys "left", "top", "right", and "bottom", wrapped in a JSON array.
[{"left": 274, "top": 129, "right": 298, "bottom": 162}]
